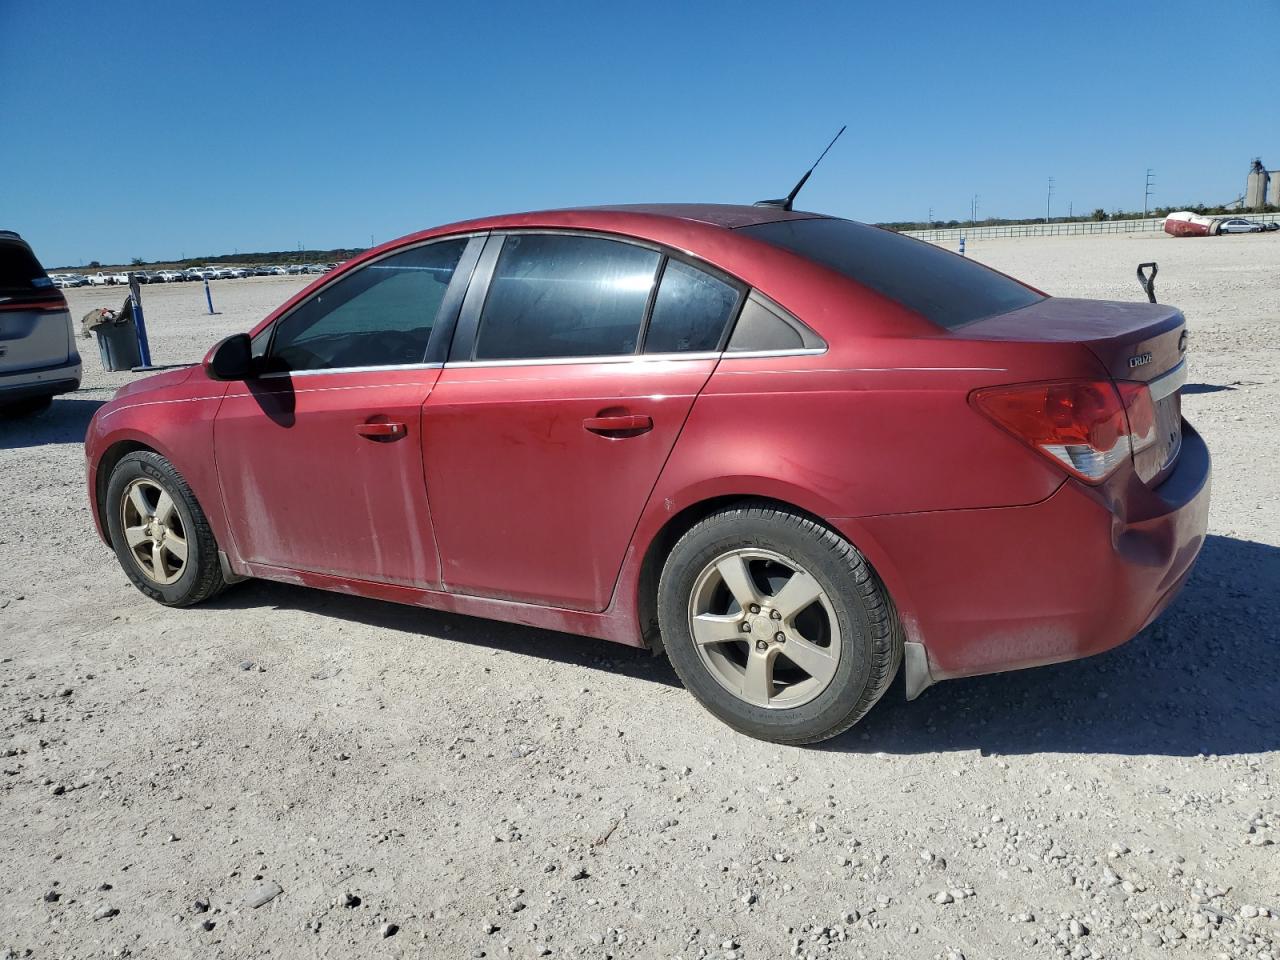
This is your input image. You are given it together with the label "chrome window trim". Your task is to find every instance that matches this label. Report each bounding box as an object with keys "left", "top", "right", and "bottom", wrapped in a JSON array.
[
  {"left": 442, "top": 346, "right": 827, "bottom": 370},
  {"left": 720, "top": 347, "right": 828, "bottom": 360},
  {"left": 1147, "top": 358, "right": 1186, "bottom": 402},
  {"left": 259, "top": 361, "right": 444, "bottom": 379}
]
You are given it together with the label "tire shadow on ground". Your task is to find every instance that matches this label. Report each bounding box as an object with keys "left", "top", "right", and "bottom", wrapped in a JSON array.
[{"left": 207, "top": 533, "right": 1277, "bottom": 758}]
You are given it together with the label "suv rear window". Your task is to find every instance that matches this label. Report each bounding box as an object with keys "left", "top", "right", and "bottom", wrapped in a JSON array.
[
  {"left": 739, "top": 218, "right": 1043, "bottom": 329},
  {"left": 0, "top": 238, "right": 53, "bottom": 296}
]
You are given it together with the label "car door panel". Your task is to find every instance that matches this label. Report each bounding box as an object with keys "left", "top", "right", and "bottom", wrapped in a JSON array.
[
  {"left": 215, "top": 367, "right": 443, "bottom": 586},
  {"left": 212, "top": 236, "right": 480, "bottom": 588},
  {"left": 423, "top": 358, "right": 717, "bottom": 611}
]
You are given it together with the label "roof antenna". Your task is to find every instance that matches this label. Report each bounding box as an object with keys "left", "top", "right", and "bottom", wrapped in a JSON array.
[{"left": 755, "top": 125, "right": 847, "bottom": 211}]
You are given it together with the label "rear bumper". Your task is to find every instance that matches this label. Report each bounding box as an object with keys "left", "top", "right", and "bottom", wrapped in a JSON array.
[
  {"left": 839, "top": 421, "right": 1211, "bottom": 682},
  {"left": 0, "top": 355, "right": 82, "bottom": 402}
]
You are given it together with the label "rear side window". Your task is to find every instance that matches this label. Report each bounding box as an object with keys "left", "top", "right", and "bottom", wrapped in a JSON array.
[
  {"left": 475, "top": 235, "right": 660, "bottom": 360},
  {"left": 740, "top": 218, "right": 1043, "bottom": 329},
  {"left": 268, "top": 239, "right": 465, "bottom": 372},
  {"left": 727, "top": 296, "right": 823, "bottom": 352},
  {"left": 0, "top": 238, "right": 53, "bottom": 295},
  {"left": 644, "top": 260, "right": 741, "bottom": 354}
]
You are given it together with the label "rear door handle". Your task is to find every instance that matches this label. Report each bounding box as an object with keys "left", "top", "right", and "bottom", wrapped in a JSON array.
[
  {"left": 583, "top": 414, "right": 653, "bottom": 436},
  {"left": 356, "top": 421, "right": 407, "bottom": 441}
]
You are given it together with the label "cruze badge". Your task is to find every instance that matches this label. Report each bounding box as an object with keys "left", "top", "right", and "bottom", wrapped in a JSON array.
[{"left": 1128, "top": 352, "right": 1153, "bottom": 368}]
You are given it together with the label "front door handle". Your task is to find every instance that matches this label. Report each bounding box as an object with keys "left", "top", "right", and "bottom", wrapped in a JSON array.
[
  {"left": 356, "top": 421, "right": 407, "bottom": 441},
  {"left": 583, "top": 414, "right": 653, "bottom": 436}
]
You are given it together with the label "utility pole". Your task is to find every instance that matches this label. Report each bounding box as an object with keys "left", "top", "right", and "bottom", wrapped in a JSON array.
[
  {"left": 1046, "top": 176, "right": 1054, "bottom": 223},
  {"left": 1144, "top": 169, "right": 1155, "bottom": 217},
  {"left": 970, "top": 194, "right": 980, "bottom": 226},
  {"left": 927, "top": 206, "right": 933, "bottom": 226},
  {"left": 1069, "top": 200, "right": 1073, "bottom": 219}
]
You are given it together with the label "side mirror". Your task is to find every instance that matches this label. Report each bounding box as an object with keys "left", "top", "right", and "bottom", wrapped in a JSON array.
[{"left": 203, "top": 333, "right": 253, "bottom": 381}]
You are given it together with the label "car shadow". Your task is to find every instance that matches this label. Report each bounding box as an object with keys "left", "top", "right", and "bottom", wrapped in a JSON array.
[
  {"left": 1183, "top": 383, "right": 1236, "bottom": 395},
  {"left": 209, "top": 533, "right": 1276, "bottom": 757},
  {"left": 824, "top": 533, "right": 1279, "bottom": 758},
  {"left": 0, "top": 396, "right": 106, "bottom": 448},
  {"left": 206, "top": 580, "right": 685, "bottom": 689}
]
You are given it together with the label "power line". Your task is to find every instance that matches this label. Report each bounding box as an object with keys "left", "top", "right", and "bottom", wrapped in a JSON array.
[{"left": 1046, "top": 176, "right": 1055, "bottom": 223}]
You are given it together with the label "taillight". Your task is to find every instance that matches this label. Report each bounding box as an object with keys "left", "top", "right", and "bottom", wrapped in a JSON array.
[{"left": 972, "top": 379, "right": 1156, "bottom": 483}]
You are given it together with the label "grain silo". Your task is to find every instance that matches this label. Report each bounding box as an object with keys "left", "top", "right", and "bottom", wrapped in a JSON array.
[
  {"left": 1246, "top": 158, "right": 1269, "bottom": 209},
  {"left": 1269, "top": 175, "right": 1280, "bottom": 207}
]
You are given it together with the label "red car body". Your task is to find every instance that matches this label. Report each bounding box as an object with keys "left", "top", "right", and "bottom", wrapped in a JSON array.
[{"left": 85, "top": 205, "right": 1210, "bottom": 695}]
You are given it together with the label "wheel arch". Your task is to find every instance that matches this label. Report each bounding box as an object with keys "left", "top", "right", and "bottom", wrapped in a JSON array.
[{"left": 94, "top": 439, "right": 158, "bottom": 547}]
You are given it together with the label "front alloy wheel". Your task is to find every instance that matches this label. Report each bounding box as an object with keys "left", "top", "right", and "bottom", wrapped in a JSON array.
[
  {"left": 120, "top": 478, "right": 189, "bottom": 585},
  {"left": 104, "top": 450, "right": 230, "bottom": 607}
]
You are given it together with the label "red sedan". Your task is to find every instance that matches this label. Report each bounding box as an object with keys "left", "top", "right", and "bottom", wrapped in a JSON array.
[{"left": 85, "top": 205, "right": 1209, "bottom": 744}]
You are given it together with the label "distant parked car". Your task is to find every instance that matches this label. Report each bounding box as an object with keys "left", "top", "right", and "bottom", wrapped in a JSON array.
[
  {"left": 156, "top": 270, "right": 183, "bottom": 283},
  {"left": 0, "top": 230, "right": 80, "bottom": 416},
  {"left": 1217, "top": 218, "right": 1266, "bottom": 234},
  {"left": 267, "top": 265, "right": 287, "bottom": 276},
  {"left": 86, "top": 272, "right": 112, "bottom": 286},
  {"left": 252, "top": 265, "right": 273, "bottom": 276},
  {"left": 285, "top": 264, "right": 307, "bottom": 275}
]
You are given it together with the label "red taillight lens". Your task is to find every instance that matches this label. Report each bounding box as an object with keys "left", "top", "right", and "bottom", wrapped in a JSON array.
[{"left": 972, "top": 379, "right": 1155, "bottom": 483}]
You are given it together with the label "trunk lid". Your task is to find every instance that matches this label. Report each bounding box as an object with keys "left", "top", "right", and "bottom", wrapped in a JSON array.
[{"left": 961, "top": 297, "right": 1188, "bottom": 486}]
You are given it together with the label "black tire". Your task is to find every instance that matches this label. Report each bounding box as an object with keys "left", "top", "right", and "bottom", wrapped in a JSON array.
[
  {"left": 0, "top": 395, "right": 53, "bottom": 418},
  {"left": 658, "top": 503, "right": 901, "bottom": 745},
  {"left": 104, "top": 451, "right": 228, "bottom": 607}
]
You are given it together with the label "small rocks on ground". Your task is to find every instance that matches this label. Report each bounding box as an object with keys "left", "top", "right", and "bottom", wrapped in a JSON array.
[{"left": 246, "top": 881, "right": 283, "bottom": 908}]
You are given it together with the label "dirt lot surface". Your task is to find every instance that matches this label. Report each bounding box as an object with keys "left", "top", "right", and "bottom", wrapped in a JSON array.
[{"left": 1, "top": 234, "right": 1277, "bottom": 959}]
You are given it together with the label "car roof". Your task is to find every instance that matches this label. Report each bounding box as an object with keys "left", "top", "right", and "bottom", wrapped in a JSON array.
[
  {"left": 569, "top": 203, "right": 830, "bottom": 229},
  {"left": 426, "top": 203, "right": 829, "bottom": 237}
]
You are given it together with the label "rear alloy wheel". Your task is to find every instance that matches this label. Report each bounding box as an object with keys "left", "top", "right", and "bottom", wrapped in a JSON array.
[
  {"left": 688, "top": 548, "right": 842, "bottom": 709},
  {"left": 105, "top": 451, "right": 229, "bottom": 607},
  {"left": 659, "top": 504, "right": 901, "bottom": 744}
]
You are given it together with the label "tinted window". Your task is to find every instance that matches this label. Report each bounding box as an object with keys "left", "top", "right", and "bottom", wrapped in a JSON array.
[
  {"left": 474, "top": 235, "right": 660, "bottom": 360},
  {"left": 268, "top": 240, "right": 465, "bottom": 371},
  {"left": 0, "top": 238, "right": 52, "bottom": 296},
  {"left": 740, "top": 218, "right": 1043, "bottom": 329},
  {"left": 728, "top": 298, "right": 807, "bottom": 352},
  {"left": 644, "top": 260, "right": 740, "bottom": 353}
]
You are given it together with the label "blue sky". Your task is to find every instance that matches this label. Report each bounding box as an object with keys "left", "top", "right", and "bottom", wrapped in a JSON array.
[{"left": 3, "top": 0, "right": 1276, "bottom": 267}]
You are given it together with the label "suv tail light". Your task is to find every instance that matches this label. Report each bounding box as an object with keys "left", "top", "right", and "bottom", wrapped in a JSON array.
[{"left": 972, "top": 379, "right": 1156, "bottom": 484}]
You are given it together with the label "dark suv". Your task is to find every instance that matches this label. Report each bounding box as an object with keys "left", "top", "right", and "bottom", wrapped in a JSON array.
[{"left": 0, "top": 231, "right": 81, "bottom": 415}]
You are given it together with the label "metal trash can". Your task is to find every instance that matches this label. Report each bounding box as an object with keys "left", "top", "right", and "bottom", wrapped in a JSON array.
[{"left": 87, "top": 298, "right": 142, "bottom": 372}]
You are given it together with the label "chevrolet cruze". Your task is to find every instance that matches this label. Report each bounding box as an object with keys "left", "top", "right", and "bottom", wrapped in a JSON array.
[{"left": 85, "top": 205, "right": 1209, "bottom": 743}]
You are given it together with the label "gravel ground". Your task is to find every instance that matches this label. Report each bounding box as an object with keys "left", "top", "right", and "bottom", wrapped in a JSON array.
[{"left": 0, "top": 233, "right": 1276, "bottom": 960}]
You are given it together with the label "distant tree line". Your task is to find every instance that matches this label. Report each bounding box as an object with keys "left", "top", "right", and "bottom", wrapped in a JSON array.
[{"left": 56, "top": 247, "right": 370, "bottom": 272}]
